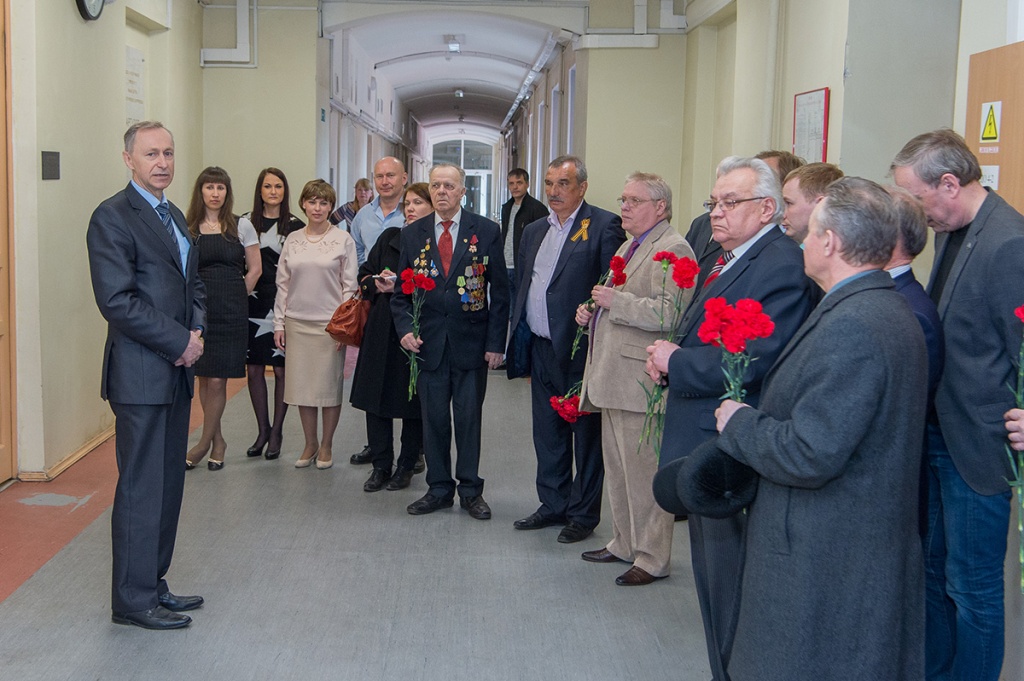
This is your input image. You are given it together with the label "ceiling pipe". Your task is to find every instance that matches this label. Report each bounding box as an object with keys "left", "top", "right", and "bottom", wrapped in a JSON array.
[
  {"left": 500, "top": 31, "right": 570, "bottom": 130},
  {"left": 200, "top": 0, "right": 257, "bottom": 68}
]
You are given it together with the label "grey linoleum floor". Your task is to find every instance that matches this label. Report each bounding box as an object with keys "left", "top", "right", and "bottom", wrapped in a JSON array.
[{"left": 0, "top": 374, "right": 709, "bottom": 681}]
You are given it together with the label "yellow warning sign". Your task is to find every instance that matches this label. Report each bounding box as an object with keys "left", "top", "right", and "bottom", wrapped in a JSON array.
[{"left": 981, "top": 101, "right": 1001, "bottom": 143}]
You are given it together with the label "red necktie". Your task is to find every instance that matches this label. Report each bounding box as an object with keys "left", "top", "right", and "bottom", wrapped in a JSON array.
[
  {"left": 703, "top": 251, "right": 734, "bottom": 288},
  {"left": 439, "top": 220, "right": 453, "bottom": 276}
]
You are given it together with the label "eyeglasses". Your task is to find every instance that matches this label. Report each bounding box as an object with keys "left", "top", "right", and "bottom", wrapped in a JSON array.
[
  {"left": 616, "top": 197, "right": 656, "bottom": 207},
  {"left": 702, "top": 197, "right": 766, "bottom": 212}
]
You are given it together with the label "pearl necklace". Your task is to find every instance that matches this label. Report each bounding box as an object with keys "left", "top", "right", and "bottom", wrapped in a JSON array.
[{"left": 305, "top": 226, "right": 330, "bottom": 243}]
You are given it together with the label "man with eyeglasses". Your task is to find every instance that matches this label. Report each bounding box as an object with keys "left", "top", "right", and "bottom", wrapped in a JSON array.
[
  {"left": 506, "top": 155, "right": 624, "bottom": 544},
  {"left": 392, "top": 163, "right": 509, "bottom": 521},
  {"left": 348, "top": 156, "right": 408, "bottom": 466},
  {"left": 646, "top": 156, "right": 815, "bottom": 680}
]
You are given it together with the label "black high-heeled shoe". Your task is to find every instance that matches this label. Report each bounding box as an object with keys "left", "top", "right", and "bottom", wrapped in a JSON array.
[
  {"left": 185, "top": 460, "right": 197, "bottom": 471},
  {"left": 208, "top": 459, "right": 224, "bottom": 471},
  {"left": 246, "top": 441, "right": 267, "bottom": 457},
  {"left": 265, "top": 449, "right": 281, "bottom": 460}
]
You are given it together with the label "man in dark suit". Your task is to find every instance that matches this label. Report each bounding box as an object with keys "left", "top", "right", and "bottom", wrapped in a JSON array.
[
  {"left": 506, "top": 156, "right": 624, "bottom": 543},
  {"left": 501, "top": 168, "right": 549, "bottom": 308},
  {"left": 647, "top": 156, "right": 815, "bottom": 680},
  {"left": 713, "top": 177, "right": 927, "bottom": 680},
  {"left": 392, "top": 163, "right": 510, "bottom": 520},
  {"left": 86, "top": 121, "right": 206, "bottom": 630},
  {"left": 892, "top": 129, "right": 1024, "bottom": 681}
]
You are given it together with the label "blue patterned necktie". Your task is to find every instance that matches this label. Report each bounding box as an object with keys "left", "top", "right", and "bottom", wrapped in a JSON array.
[{"left": 155, "top": 202, "right": 176, "bottom": 240}]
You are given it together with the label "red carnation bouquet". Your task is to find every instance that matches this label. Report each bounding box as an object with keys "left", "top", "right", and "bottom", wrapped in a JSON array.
[
  {"left": 1007, "top": 304, "right": 1024, "bottom": 593},
  {"left": 550, "top": 381, "right": 591, "bottom": 423},
  {"left": 640, "top": 252, "right": 700, "bottom": 452},
  {"left": 570, "top": 255, "right": 628, "bottom": 360},
  {"left": 697, "top": 297, "right": 775, "bottom": 402},
  {"left": 401, "top": 267, "right": 436, "bottom": 400}
]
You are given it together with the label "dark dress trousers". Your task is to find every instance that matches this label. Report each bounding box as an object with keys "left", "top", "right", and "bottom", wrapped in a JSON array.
[
  {"left": 501, "top": 192, "right": 549, "bottom": 269},
  {"left": 391, "top": 211, "right": 510, "bottom": 500},
  {"left": 87, "top": 183, "right": 205, "bottom": 614},
  {"left": 661, "top": 225, "right": 815, "bottom": 681},
  {"left": 507, "top": 202, "right": 625, "bottom": 527}
]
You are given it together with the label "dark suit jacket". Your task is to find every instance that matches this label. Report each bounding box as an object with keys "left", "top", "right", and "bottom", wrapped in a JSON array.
[
  {"left": 718, "top": 271, "right": 926, "bottom": 679},
  {"left": 501, "top": 193, "right": 549, "bottom": 269},
  {"left": 87, "top": 184, "right": 205, "bottom": 404},
  {"left": 506, "top": 201, "right": 624, "bottom": 379},
  {"left": 684, "top": 212, "right": 723, "bottom": 289},
  {"left": 928, "top": 189, "right": 1024, "bottom": 494},
  {"left": 660, "top": 226, "right": 815, "bottom": 466},
  {"left": 892, "top": 269, "right": 944, "bottom": 404},
  {"left": 391, "top": 210, "right": 510, "bottom": 372}
]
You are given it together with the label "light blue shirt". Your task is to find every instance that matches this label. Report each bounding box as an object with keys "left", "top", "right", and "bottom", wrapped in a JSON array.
[
  {"left": 131, "top": 180, "right": 190, "bottom": 272},
  {"left": 526, "top": 203, "right": 582, "bottom": 339},
  {"left": 350, "top": 196, "right": 404, "bottom": 264}
]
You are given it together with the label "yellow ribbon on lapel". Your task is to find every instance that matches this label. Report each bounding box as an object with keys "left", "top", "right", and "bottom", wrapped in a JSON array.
[{"left": 570, "top": 218, "right": 591, "bottom": 242}]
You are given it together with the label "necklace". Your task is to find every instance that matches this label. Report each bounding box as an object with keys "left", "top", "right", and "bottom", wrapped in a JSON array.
[
  {"left": 200, "top": 220, "right": 221, "bottom": 233},
  {"left": 305, "top": 226, "right": 330, "bottom": 243}
]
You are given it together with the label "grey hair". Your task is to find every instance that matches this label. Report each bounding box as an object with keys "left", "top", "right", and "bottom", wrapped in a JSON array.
[
  {"left": 890, "top": 129, "right": 981, "bottom": 187},
  {"left": 549, "top": 155, "right": 588, "bottom": 184},
  {"left": 815, "top": 177, "right": 898, "bottom": 267},
  {"left": 884, "top": 185, "right": 928, "bottom": 258},
  {"left": 429, "top": 163, "right": 466, "bottom": 187},
  {"left": 626, "top": 171, "right": 673, "bottom": 222},
  {"left": 716, "top": 156, "right": 784, "bottom": 223},
  {"left": 124, "top": 121, "right": 172, "bottom": 153}
]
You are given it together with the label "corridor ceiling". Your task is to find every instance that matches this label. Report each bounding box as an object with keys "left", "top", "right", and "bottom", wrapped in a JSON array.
[{"left": 322, "top": 2, "right": 583, "bottom": 140}]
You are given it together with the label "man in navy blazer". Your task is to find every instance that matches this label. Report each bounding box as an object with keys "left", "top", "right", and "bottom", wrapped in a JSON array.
[
  {"left": 893, "top": 129, "right": 1024, "bottom": 681},
  {"left": 506, "top": 156, "right": 624, "bottom": 542},
  {"left": 648, "top": 156, "right": 815, "bottom": 680},
  {"left": 392, "top": 163, "right": 510, "bottom": 520},
  {"left": 87, "top": 122, "right": 206, "bottom": 630}
]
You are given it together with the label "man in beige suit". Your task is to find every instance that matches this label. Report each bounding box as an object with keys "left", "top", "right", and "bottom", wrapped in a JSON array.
[{"left": 576, "top": 172, "right": 697, "bottom": 586}]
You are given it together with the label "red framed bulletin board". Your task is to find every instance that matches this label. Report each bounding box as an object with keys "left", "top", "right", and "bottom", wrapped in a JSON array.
[{"left": 792, "top": 87, "right": 830, "bottom": 162}]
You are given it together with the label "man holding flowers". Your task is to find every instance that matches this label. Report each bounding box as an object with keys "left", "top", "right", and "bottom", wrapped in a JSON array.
[
  {"left": 712, "top": 177, "right": 928, "bottom": 680},
  {"left": 646, "top": 156, "right": 814, "bottom": 680},
  {"left": 575, "top": 172, "right": 695, "bottom": 586}
]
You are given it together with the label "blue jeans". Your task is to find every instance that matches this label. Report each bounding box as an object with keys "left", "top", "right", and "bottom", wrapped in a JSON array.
[{"left": 923, "top": 423, "right": 1010, "bottom": 681}]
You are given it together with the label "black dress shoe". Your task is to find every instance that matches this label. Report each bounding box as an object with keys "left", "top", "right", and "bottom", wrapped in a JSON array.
[
  {"left": 513, "top": 511, "right": 565, "bottom": 530},
  {"left": 112, "top": 606, "right": 191, "bottom": 630},
  {"left": 246, "top": 443, "right": 266, "bottom": 457},
  {"left": 581, "top": 548, "right": 627, "bottom": 563},
  {"left": 557, "top": 521, "right": 594, "bottom": 544},
  {"left": 407, "top": 493, "right": 454, "bottom": 515},
  {"left": 385, "top": 468, "right": 414, "bottom": 491},
  {"left": 207, "top": 460, "right": 224, "bottom": 471},
  {"left": 460, "top": 495, "right": 491, "bottom": 520},
  {"left": 615, "top": 566, "right": 668, "bottom": 586},
  {"left": 350, "top": 444, "right": 373, "bottom": 465},
  {"left": 363, "top": 468, "right": 390, "bottom": 493},
  {"left": 158, "top": 592, "right": 204, "bottom": 612},
  {"left": 413, "top": 455, "right": 426, "bottom": 474},
  {"left": 265, "top": 449, "right": 281, "bottom": 460}
]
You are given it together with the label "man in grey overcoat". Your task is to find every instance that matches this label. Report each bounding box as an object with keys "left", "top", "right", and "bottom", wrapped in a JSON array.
[{"left": 714, "top": 177, "right": 928, "bottom": 680}]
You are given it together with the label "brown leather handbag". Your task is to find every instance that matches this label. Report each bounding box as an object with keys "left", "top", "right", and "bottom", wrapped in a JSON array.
[{"left": 326, "top": 293, "right": 370, "bottom": 347}]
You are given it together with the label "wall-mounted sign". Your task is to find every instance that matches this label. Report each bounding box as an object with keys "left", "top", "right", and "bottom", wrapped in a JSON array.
[
  {"left": 981, "top": 165, "right": 1000, "bottom": 190},
  {"left": 981, "top": 101, "right": 1001, "bottom": 143},
  {"left": 793, "top": 88, "right": 830, "bottom": 162}
]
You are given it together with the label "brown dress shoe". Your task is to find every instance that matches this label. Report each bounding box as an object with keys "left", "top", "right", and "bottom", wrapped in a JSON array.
[
  {"left": 615, "top": 566, "right": 668, "bottom": 586},
  {"left": 581, "top": 548, "right": 626, "bottom": 563}
]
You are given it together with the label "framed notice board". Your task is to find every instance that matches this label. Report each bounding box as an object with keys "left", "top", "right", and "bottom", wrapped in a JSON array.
[{"left": 793, "top": 87, "right": 830, "bottom": 162}]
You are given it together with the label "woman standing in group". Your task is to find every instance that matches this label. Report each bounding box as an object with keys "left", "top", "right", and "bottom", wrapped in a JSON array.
[
  {"left": 244, "top": 168, "right": 305, "bottom": 460},
  {"left": 329, "top": 177, "right": 373, "bottom": 230},
  {"left": 274, "top": 179, "right": 358, "bottom": 469},
  {"left": 350, "top": 183, "right": 432, "bottom": 492},
  {"left": 185, "top": 167, "right": 262, "bottom": 470}
]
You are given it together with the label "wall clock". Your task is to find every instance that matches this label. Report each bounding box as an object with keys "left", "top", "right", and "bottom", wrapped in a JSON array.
[{"left": 76, "top": 0, "right": 104, "bottom": 21}]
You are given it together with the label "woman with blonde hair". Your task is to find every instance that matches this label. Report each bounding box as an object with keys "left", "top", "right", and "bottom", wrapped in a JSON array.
[
  {"left": 274, "top": 179, "right": 358, "bottom": 469},
  {"left": 330, "top": 177, "right": 373, "bottom": 231},
  {"left": 184, "top": 166, "right": 261, "bottom": 470}
]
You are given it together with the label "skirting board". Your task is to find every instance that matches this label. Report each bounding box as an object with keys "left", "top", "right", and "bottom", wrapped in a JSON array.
[{"left": 17, "top": 426, "right": 115, "bottom": 482}]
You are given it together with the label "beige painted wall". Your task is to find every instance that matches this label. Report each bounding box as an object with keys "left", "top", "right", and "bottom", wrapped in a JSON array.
[
  {"left": 201, "top": 3, "right": 319, "bottom": 213},
  {"left": 11, "top": 0, "right": 204, "bottom": 473},
  {"left": 576, "top": 36, "right": 688, "bottom": 213}
]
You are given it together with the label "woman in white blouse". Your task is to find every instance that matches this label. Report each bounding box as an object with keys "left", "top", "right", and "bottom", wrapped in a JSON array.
[
  {"left": 184, "top": 167, "right": 262, "bottom": 470},
  {"left": 274, "top": 179, "right": 358, "bottom": 469}
]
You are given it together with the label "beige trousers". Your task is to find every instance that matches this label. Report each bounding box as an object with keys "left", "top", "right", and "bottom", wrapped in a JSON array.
[{"left": 601, "top": 407, "right": 674, "bottom": 576}]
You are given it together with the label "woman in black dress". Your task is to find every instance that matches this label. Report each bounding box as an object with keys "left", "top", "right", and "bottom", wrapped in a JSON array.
[
  {"left": 350, "top": 183, "right": 432, "bottom": 492},
  {"left": 244, "top": 168, "right": 304, "bottom": 459},
  {"left": 184, "top": 167, "right": 262, "bottom": 470}
]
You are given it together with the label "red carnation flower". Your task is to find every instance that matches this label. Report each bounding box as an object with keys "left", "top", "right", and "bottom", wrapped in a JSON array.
[
  {"left": 653, "top": 251, "right": 679, "bottom": 264},
  {"left": 1016, "top": 305, "right": 1024, "bottom": 323},
  {"left": 672, "top": 257, "right": 700, "bottom": 289}
]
